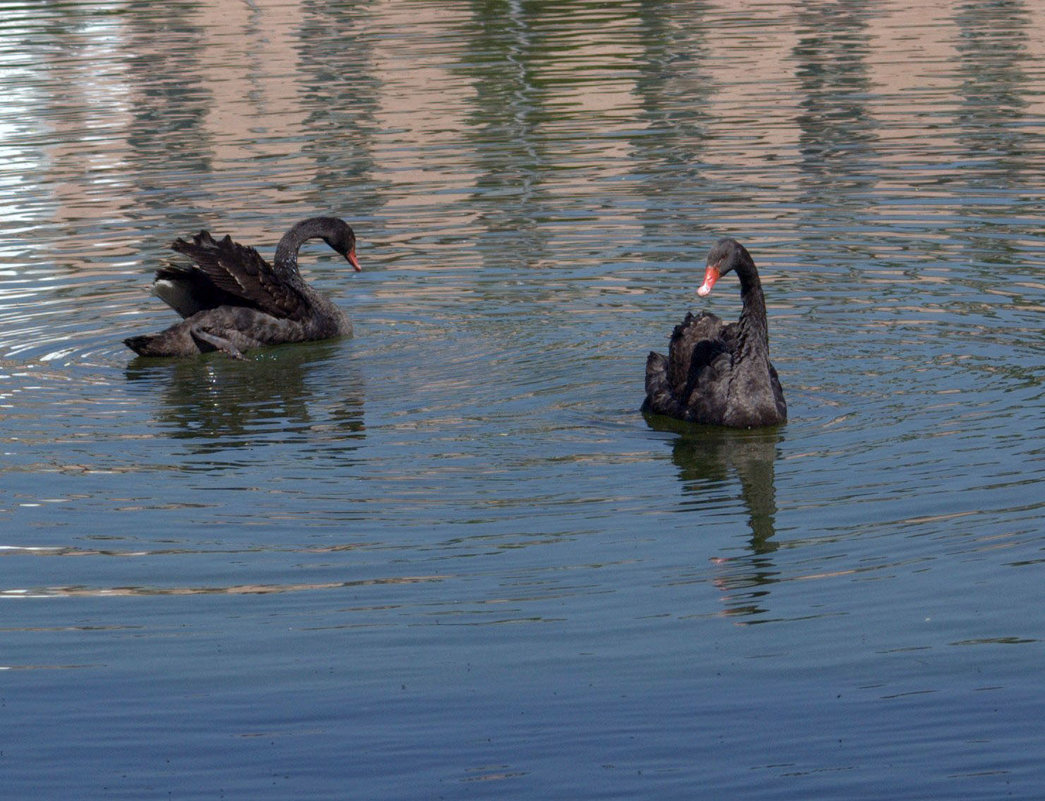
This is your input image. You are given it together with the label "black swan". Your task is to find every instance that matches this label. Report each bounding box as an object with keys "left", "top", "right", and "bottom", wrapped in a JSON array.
[
  {"left": 124, "top": 217, "right": 360, "bottom": 359},
  {"left": 643, "top": 238, "right": 786, "bottom": 428}
]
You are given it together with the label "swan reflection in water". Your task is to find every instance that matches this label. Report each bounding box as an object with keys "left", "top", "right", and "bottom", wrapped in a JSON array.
[
  {"left": 646, "top": 414, "right": 784, "bottom": 618},
  {"left": 125, "top": 340, "right": 365, "bottom": 456}
]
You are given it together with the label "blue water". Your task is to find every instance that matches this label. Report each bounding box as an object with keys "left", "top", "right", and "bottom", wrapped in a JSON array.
[{"left": 1, "top": 1, "right": 1043, "bottom": 798}]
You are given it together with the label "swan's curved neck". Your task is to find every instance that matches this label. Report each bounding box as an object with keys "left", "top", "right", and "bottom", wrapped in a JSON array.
[
  {"left": 735, "top": 256, "right": 770, "bottom": 355},
  {"left": 274, "top": 220, "right": 327, "bottom": 273}
]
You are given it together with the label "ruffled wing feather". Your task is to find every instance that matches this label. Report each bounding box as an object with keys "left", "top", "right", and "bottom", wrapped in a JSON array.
[{"left": 169, "top": 231, "right": 311, "bottom": 320}]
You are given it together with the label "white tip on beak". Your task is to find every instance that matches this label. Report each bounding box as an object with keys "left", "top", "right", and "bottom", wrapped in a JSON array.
[{"left": 698, "top": 265, "right": 720, "bottom": 297}]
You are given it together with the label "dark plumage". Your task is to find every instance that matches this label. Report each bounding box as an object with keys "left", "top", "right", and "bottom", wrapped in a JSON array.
[
  {"left": 124, "top": 217, "right": 360, "bottom": 359},
  {"left": 643, "top": 238, "right": 786, "bottom": 428}
]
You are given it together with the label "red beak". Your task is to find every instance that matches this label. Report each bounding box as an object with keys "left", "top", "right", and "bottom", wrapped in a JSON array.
[
  {"left": 697, "top": 264, "right": 720, "bottom": 297},
  {"left": 346, "top": 248, "right": 362, "bottom": 272}
]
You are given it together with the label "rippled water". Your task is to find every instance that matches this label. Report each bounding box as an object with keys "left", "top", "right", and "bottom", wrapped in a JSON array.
[{"left": 2, "top": 1, "right": 1044, "bottom": 799}]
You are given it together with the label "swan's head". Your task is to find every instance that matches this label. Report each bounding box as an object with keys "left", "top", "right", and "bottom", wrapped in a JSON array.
[
  {"left": 322, "top": 219, "right": 362, "bottom": 272},
  {"left": 698, "top": 237, "right": 748, "bottom": 297}
]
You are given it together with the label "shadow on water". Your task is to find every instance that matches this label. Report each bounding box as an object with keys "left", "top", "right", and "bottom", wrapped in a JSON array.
[{"left": 123, "top": 340, "right": 366, "bottom": 451}]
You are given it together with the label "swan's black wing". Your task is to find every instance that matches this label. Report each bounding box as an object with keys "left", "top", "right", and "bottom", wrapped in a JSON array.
[
  {"left": 167, "top": 231, "right": 311, "bottom": 320},
  {"left": 682, "top": 339, "right": 734, "bottom": 423},
  {"left": 667, "top": 312, "right": 728, "bottom": 400},
  {"left": 643, "top": 350, "right": 682, "bottom": 418},
  {"left": 152, "top": 263, "right": 244, "bottom": 319},
  {"left": 644, "top": 311, "right": 732, "bottom": 419}
]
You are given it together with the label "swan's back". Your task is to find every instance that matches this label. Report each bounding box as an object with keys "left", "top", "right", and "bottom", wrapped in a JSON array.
[{"left": 644, "top": 313, "right": 784, "bottom": 427}]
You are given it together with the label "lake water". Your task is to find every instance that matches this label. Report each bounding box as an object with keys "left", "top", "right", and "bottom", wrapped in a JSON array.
[{"left": 2, "top": 1, "right": 1043, "bottom": 798}]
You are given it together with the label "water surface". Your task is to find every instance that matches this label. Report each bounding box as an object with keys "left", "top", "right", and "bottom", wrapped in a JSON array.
[{"left": 1, "top": 1, "right": 1043, "bottom": 799}]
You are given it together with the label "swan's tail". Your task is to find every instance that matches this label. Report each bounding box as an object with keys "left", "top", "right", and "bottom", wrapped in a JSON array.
[
  {"left": 123, "top": 334, "right": 161, "bottom": 356},
  {"left": 123, "top": 322, "right": 203, "bottom": 358}
]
